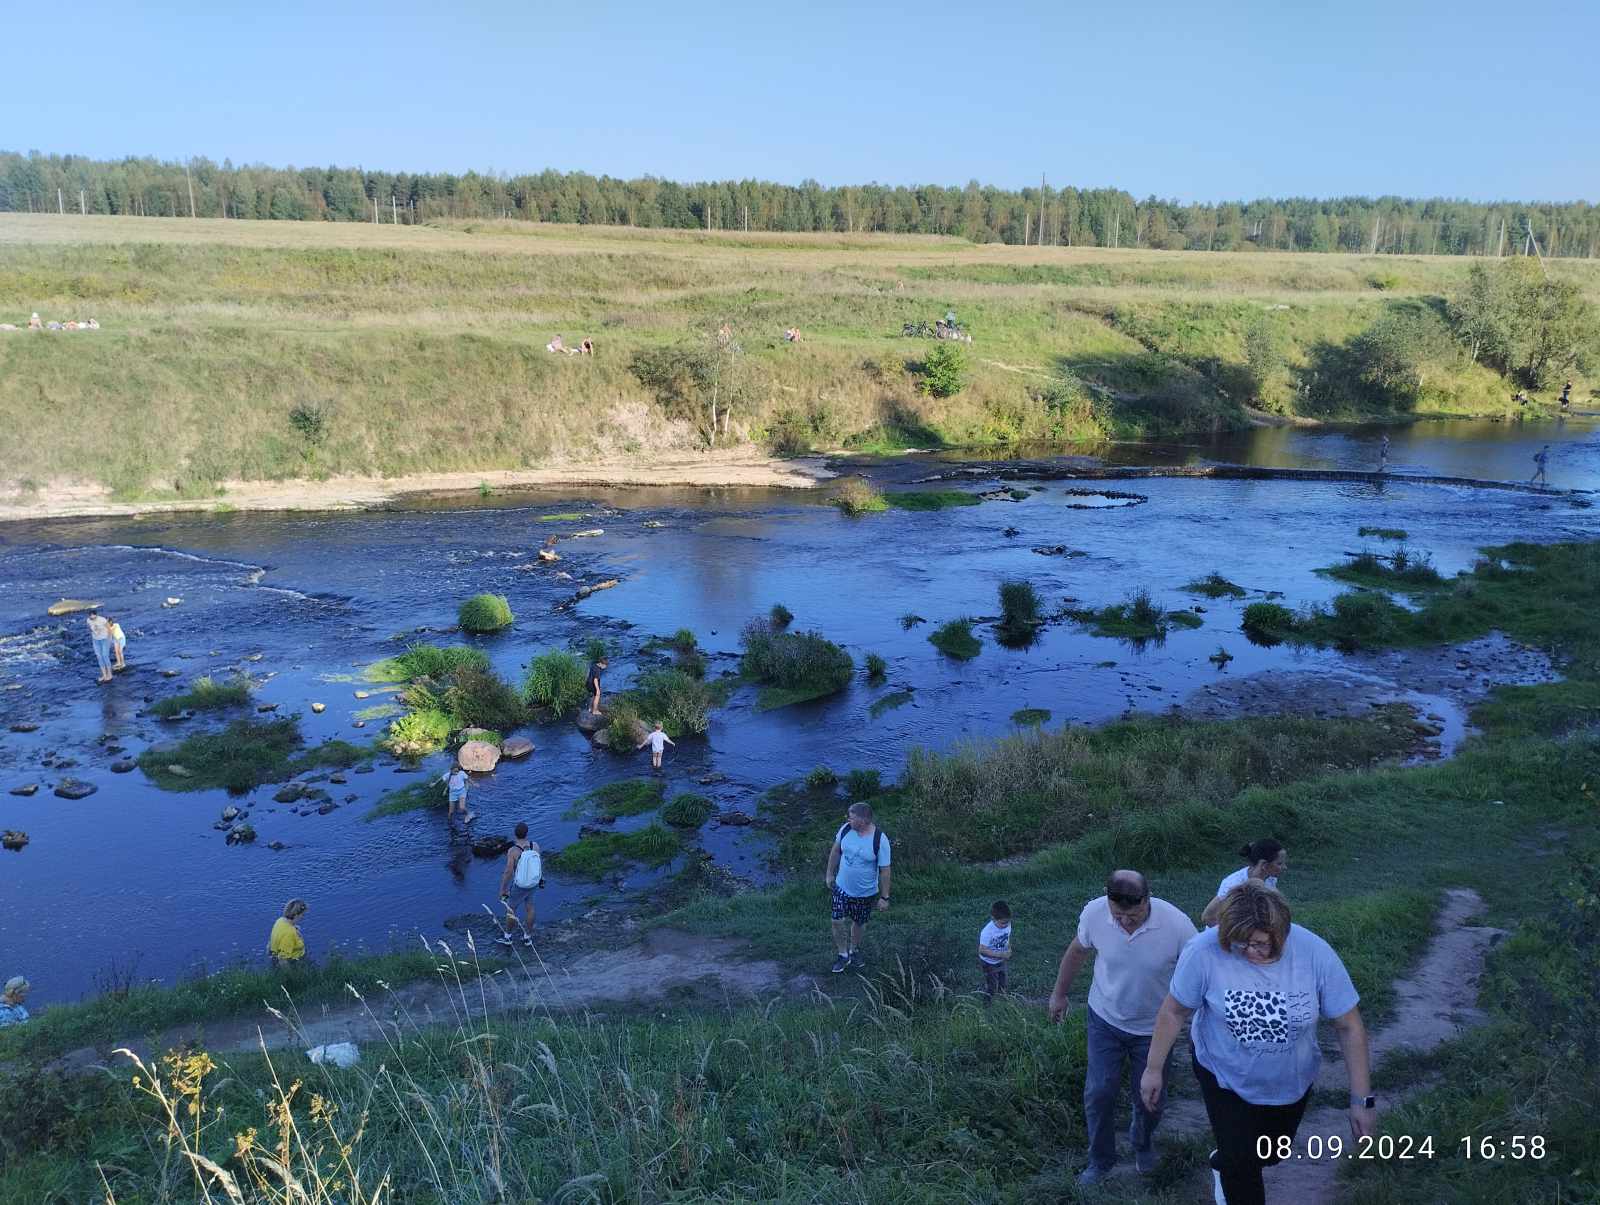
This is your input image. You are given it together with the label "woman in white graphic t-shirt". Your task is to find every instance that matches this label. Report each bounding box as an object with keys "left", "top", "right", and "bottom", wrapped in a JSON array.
[{"left": 1200, "top": 837, "right": 1286, "bottom": 928}]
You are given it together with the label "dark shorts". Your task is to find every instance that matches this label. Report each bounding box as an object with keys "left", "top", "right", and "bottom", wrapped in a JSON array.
[
  {"left": 830, "top": 886, "right": 875, "bottom": 925},
  {"left": 505, "top": 881, "right": 538, "bottom": 912}
]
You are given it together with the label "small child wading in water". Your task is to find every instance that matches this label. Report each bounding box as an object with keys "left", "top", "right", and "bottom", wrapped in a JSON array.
[
  {"left": 442, "top": 762, "right": 474, "bottom": 825},
  {"left": 108, "top": 617, "right": 127, "bottom": 670},
  {"left": 639, "top": 721, "right": 674, "bottom": 771}
]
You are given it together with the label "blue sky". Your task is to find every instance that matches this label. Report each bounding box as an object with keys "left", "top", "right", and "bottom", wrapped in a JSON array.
[{"left": 12, "top": 0, "right": 1598, "bottom": 202}]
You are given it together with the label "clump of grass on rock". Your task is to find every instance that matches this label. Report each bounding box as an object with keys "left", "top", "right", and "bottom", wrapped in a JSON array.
[
  {"left": 566, "top": 777, "right": 665, "bottom": 818},
  {"left": 740, "top": 614, "right": 854, "bottom": 710},
  {"left": 660, "top": 792, "right": 713, "bottom": 827},
  {"left": 550, "top": 823, "right": 682, "bottom": 878},
  {"left": 1067, "top": 587, "right": 1201, "bottom": 641},
  {"left": 928, "top": 617, "right": 981, "bottom": 659},
  {"left": 832, "top": 477, "right": 888, "bottom": 516},
  {"left": 138, "top": 718, "right": 367, "bottom": 795},
  {"left": 1183, "top": 571, "right": 1247, "bottom": 599},
  {"left": 996, "top": 581, "right": 1043, "bottom": 645},
  {"left": 457, "top": 592, "right": 514, "bottom": 633},
  {"left": 379, "top": 641, "right": 489, "bottom": 681},
  {"left": 150, "top": 674, "right": 252, "bottom": 717},
  {"left": 522, "top": 648, "right": 587, "bottom": 714}
]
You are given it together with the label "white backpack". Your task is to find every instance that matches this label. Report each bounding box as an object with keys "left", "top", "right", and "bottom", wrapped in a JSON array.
[{"left": 512, "top": 844, "right": 542, "bottom": 888}]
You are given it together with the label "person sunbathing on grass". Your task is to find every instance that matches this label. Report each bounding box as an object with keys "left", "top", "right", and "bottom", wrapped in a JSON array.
[
  {"left": 546, "top": 335, "right": 579, "bottom": 356},
  {"left": 579, "top": 337, "right": 594, "bottom": 355}
]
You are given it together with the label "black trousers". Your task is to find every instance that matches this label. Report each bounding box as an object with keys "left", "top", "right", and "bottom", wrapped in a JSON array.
[
  {"left": 979, "top": 959, "right": 1006, "bottom": 1002},
  {"left": 1193, "top": 1057, "right": 1311, "bottom": 1205}
]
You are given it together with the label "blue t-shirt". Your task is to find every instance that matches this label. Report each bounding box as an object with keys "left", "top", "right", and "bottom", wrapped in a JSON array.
[
  {"left": 835, "top": 825, "right": 890, "bottom": 898},
  {"left": 1169, "top": 923, "right": 1359, "bottom": 1105}
]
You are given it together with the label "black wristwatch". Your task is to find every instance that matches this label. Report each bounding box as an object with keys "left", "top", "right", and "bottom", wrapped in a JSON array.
[{"left": 1350, "top": 1094, "right": 1376, "bottom": 1109}]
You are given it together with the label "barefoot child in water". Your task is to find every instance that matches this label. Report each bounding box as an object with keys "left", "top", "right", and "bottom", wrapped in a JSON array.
[{"left": 639, "top": 721, "right": 674, "bottom": 771}]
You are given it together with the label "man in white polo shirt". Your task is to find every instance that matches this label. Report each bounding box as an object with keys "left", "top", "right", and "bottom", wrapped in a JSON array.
[{"left": 1048, "top": 870, "right": 1198, "bottom": 1185}]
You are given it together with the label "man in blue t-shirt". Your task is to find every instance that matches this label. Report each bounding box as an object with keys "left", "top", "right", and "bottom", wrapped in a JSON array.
[{"left": 824, "top": 802, "right": 891, "bottom": 974}]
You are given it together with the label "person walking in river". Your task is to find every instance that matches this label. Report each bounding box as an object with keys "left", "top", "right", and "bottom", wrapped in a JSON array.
[
  {"left": 824, "top": 801, "right": 890, "bottom": 973},
  {"left": 1202, "top": 838, "right": 1286, "bottom": 927},
  {"left": 108, "top": 615, "right": 127, "bottom": 670},
  {"left": 638, "top": 720, "right": 674, "bottom": 771},
  {"left": 1531, "top": 445, "right": 1550, "bottom": 488},
  {"left": 1378, "top": 435, "right": 1389, "bottom": 472},
  {"left": 497, "top": 822, "right": 542, "bottom": 947},
  {"left": 85, "top": 609, "right": 113, "bottom": 683},
  {"left": 1140, "top": 881, "right": 1374, "bottom": 1205},
  {"left": 1048, "top": 870, "right": 1198, "bottom": 1184},
  {"left": 441, "top": 761, "right": 474, "bottom": 825}
]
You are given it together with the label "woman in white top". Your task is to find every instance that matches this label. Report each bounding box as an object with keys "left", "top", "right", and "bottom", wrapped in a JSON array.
[
  {"left": 1200, "top": 837, "right": 1285, "bottom": 927},
  {"left": 85, "top": 611, "right": 113, "bottom": 683}
]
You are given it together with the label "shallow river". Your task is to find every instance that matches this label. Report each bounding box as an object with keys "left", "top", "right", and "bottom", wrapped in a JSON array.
[{"left": 2, "top": 417, "right": 1597, "bottom": 1003}]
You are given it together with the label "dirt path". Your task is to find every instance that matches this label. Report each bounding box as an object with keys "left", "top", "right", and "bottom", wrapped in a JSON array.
[
  {"left": 1148, "top": 888, "right": 1504, "bottom": 1204},
  {"left": 67, "top": 929, "right": 805, "bottom": 1071},
  {"left": 2, "top": 452, "right": 835, "bottom": 523}
]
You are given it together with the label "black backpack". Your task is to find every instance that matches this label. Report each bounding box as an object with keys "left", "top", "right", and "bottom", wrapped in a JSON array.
[{"left": 837, "top": 823, "right": 885, "bottom": 861}]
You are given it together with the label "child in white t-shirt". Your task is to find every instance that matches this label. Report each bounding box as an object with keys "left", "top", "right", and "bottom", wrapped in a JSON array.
[
  {"left": 638, "top": 721, "right": 674, "bottom": 771},
  {"left": 978, "top": 899, "right": 1013, "bottom": 1004}
]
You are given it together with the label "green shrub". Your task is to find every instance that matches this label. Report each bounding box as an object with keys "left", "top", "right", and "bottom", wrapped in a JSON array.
[
  {"left": 606, "top": 699, "right": 642, "bottom": 750},
  {"left": 833, "top": 478, "right": 888, "bottom": 516},
  {"left": 770, "top": 603, "right": 793, "bottom": 627},
  {"left": 740, "top": 621, "right": 854, "bottom": 709},
  {"left": 442, "top": 665, "right": 528, "bottom": 731},
  {"left": 458, "top": 593, "right": 513, "bottom": 633},
  {"left": 387, "top": 642, "right": 490, "bottom": 680},
  {"left": 806, "top": 764, "right": 838, "bottom": 788},
  {"left": 361, "top": 776, "right": 447, "bottom": 820},
  {"left": 381, "top": 708, "right": 454, "bottom": 759},
  {"left": 864, "top": 652, "right": 887, "bottom": 680},
  {"left": 149, "top": 674, "right": 252, "bottom": 717},
  {"left": 670, "top": 627, "right": 698, "bottom": 653},
  {"left": 1241, "top": 601, "right": 1296, "bottom": 637},
  {"left": 885, "top": 490, "right": 981, "bottom": 510},
  {"left": 1011, "top": 708, "right": 1051, "bottom": 726},
  {"left": 996, "top": 581, "right": 1042, "bottom": 645},
  {"left": 920, "top": 342, "right": 966, "bottom": 397},
  {"left": 1323, "top": 547, "right": 1444, "bottom": 591},
  {"left": 928, "top": 617, "right": 981, "bottom": 659},
  {"left": 1183, "top": 572, "right": 1247, "bottom": 599},
  {"left": 1070, "top": 588, "right": 1188, "bottom": 640},
  {"left": 522, "top": 648, "right": 588, "bottom": 713},
  {"left": 567, "top": 777, "right": 665, "bottom": 818},
  {"left": 899, "top": 612, "right": 926, "bottom": 628},
  {"left": 136, "top": 719, "right": 367, "bottom": 794},
  {"left": 624, "top": 669, "right": 723, "bottom": 735},
  {"left": 660, "top": 792, "right": 713, "bottom": 827},
  {"left": 843, "top": 768, "right": 882, "bottom": 799},
  {"left": 550, "top": 823, "right": 682, "bottom": 878},
  {"left": 581, "top": 635, "right": 611, "bottom": 664}
]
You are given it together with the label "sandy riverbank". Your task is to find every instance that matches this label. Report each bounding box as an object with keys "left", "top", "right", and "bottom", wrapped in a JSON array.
[{"left": 0, "top": 450, "right": 837, "bottom": 523}]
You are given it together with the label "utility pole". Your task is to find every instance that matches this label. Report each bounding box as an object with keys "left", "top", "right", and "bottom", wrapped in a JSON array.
[
  {"left": 1526, "top": 222, "right": 1550, "bottom": 280},
  {"left": 392, "top": 196, "right": 398, "bottom": 224},
  {"left": 185, "top": 161, "right": 196, "bottom": 217},
  {"left": 79, "top": 190, "right": 86, "bottom": 215},
  {"left": 1041, "top": 173, "right": 1048, "bottom": 245},
  {"left": 58, "top": 187, "right": 64, "bottom": 214}
]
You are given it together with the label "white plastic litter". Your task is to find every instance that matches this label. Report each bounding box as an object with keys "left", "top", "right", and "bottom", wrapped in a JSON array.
[{"left": 305, "top": 1042, "right": 360, "bottom": 1067}]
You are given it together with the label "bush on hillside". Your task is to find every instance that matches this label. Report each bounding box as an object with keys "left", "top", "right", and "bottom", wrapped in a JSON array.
[
  {"left": 920, "top": 343, "right": 966, "bottom": 398},
  {"left": 457, "top": 593, "right": 513, "bottom": 633}
]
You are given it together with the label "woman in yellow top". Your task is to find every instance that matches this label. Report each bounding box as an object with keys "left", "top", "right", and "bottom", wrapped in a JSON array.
[{"left": 270, "top": 899, "right": 308, "bottom": 966}]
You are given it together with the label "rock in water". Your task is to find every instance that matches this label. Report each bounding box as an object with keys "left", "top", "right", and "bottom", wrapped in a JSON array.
[
  {"left": 353, "top": 690, "right": 369, "bottom": 699},
  {"left": 9, "top": 784, "right": 39, "bottom": 797},
  {"left": 0, "top": 830, "right": 28, "bottom": 850},
  {"left": 111, "top": 760, "right": 136, "bottom": 773},
  {"left": 221, "top": 804, "right": 240, "bottom": 822},
  {"left": 716, "top": 810, "right": 753, "bottom": 826},
  {"left": 226, "top": 822, "right": 256, "bottom": 845},
  {"left": 460, "top": 727, "right": 491, "bottom": 741},
  {"left": 167, "top": 764, "right": 193, "bottom": 778},
  {"left": 458, "top": 740, "right": 500, "bottom": 772},
  {"left": 9, "top": 723, "right": 37, "bottom": 733},
  {"left": 267, "top": 840, "right": 284, "bottom": 850},
  {"left": 501, "top": 736, "right": 534, "bottom": 759},
  {"left": 311, "top": 702, "right": 326, "bottom": 713},
  {"left": 273, "top": 783, "right": 306, "bottom": 803},
  {"left": 329, "top": 772, "right": 346, "bottom": 784},
  {"left": 256, "top": 702, "right": 279, "bottom": 713},
  {"left": 591, "top": 728, "right": 612, "bottom": 748},
  {"left": 54, "top": 778, "right": 97, "bottom": 799},
  {"left": 471, "top": 833, "right": 512, "bottom": 857},
  {"left": 575, "top": 710, "right": 608, "bottom": 735},
  {"left": 46, "top": 598, "right": 101, "bottom": 616}
]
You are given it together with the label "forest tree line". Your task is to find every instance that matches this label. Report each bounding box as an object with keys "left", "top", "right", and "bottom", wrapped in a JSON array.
[{"left": 3, "top": 150, "right": 1599, "bottom": 258}]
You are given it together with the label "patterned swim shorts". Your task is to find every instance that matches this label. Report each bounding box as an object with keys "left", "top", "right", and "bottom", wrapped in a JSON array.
[{"left": 830, "top": 885, "right": 875, "bottom": 925}]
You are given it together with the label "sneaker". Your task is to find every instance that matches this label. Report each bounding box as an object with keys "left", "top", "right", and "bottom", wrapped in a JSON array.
[
  {"left": 830, "top": 953, "right": 851, "bottom": 974},
  {"left": 1077, "top": 1165, "right": 1111, "bottom": 1186},
  {"left": 849, "top": 948, "right": 865, "bottom": 968},
  {"left": 522, "top": 933, "right": 535, "bottom": 947},
  {"left": 1134, "top": 1145, "right": 1157, "bottom": 1174},
  {"left": 495, "top": 932, "right": 515, "bottom": 947},
  {"left": 1210, "top": 1152, "right": 1225, "bottom": 1205}
]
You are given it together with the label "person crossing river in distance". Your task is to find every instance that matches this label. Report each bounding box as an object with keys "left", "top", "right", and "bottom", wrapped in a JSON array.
[
  {"left": 1140, "top": 880, "right": 1374, "bottom": 1205},
  {"left": 1201, "top": 837, "right": 1286, "bottom": 928},
  {"left": 1048, "top": 870, "right": 1198, "bottom": 1184}
]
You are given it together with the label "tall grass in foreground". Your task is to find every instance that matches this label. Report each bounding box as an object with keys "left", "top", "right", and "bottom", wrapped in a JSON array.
[{"left": 32, "top": 949, "right": 1113, "bottom": 1205}]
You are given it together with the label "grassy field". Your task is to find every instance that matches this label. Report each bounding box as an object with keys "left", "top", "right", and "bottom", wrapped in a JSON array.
[{"left": 3, "top": 213, "right": 1595, "bottom": 500}]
